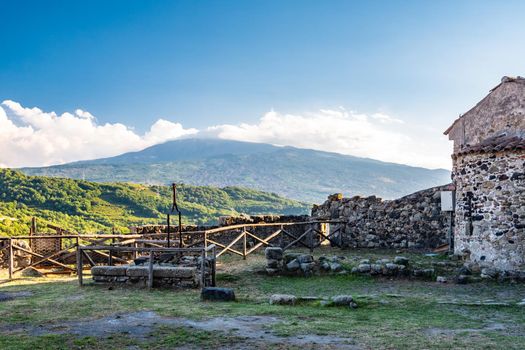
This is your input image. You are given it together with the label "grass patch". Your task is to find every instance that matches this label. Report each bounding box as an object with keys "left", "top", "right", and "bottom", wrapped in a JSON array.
[{"left": 1, "top": 248, "right": 524, "bottom": 349}]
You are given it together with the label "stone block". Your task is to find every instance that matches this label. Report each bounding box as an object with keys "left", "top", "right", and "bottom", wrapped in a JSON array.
[
  {"left": 201, "top": 287, "right": 236, "bottom": 302},
  {"left": 286, "top": 259, "right": 300, "bottom": 271},
  {"left": 91, "top": 265, "right": 128, "bottom": 276},
  {"left": 394, "top": 256, "right": 409, "bottom": 266},
  {"left": 265, "top": 247, "right": 283, "bottom": 260},
  {"left": 269, "top": 294, "right": 297, "bottom": 305},
  {"left": 297, "top": 254, "right": 314, "bottom": 264},
  {"left": 331, "top": 295, "right": 354, "bottom": 306},
  {"left": 126, "top": 266, "right": 149, "bottom": 277},
  {"left": 153, "top": 266, "right": 196, "bottom": 278}
]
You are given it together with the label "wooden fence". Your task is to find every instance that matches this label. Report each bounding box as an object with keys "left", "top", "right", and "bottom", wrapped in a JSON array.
[{"left": 0, "top": 219, "right": 344, "bottom": 280}]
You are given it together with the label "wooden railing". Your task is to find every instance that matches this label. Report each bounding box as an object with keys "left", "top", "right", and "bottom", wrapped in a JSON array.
[
  {"left": 0, "top": 219, "right": 344, "bottom": 280},
  {"left": 203, "top": 220, "right": 344, "bottom": 259}
]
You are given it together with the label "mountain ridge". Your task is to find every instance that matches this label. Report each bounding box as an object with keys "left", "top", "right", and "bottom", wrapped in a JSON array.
[{"left": 21, "top": 138, "right": 451, "bottom": 203}]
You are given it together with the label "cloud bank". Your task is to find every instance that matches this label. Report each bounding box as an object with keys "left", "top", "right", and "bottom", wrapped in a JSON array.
[
  {"left": 0, "top": 101, "right": 451, "bottom": 169},
  {"left": 0, "top": 100, "right": 198, "bottom": 167}
]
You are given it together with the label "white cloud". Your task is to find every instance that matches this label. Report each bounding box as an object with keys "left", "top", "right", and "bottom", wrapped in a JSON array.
[
  {"left": 0, "top": 101, "right": 198, "bottom": 167},
  {"left": 207, "top": 108, "right": 452, "bottom": 169},
  {"left": 0, "top": 101, "right": 452, "bottom": 169}
]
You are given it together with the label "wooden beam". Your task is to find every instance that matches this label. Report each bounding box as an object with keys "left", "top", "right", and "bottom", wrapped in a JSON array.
[
  {"left": 245, "top": 229, "right": 281, "bottom": 255},
  {"left": 12, "top": 244, "right": 75, "bottom": 271}
]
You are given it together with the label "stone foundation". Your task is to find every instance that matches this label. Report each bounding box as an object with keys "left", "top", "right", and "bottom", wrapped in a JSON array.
[{"left": 91, "top": 265, "right": 200, "bottom": 288}]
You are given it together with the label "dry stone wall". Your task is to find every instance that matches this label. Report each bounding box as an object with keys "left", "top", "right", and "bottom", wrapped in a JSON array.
[
  {"left": 311, "top": 185, "right": 453, "bottom": 249},
  {"left": 453, "top": 149, "right": 525, "bottom": 272}
]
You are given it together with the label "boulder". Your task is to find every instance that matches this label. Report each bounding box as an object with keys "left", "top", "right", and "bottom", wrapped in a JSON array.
[
  {"left": 284, "top": 253, "right": 301, "bottom": 263},
  {"left": 393, "top": 256, "right": 409, "bottom": 266},
  {"left": 385, "top": 263, "right": 400, "bottom": 273},
  {"left": 370, "top": 264, "right": 383, "bottom": 275},
  {"left": 269, "top": 294, "right": 297, "bottom": 305},
  {"left": 21, "top": 267, "right": 44, "bottom": 277},
  {"left": 297, "top": 254, "right": 314, "bottom": 264},
  {"left": 201, "top": 287, "right": 236, "bottom": 302},
  {"left": 436, "top": 276, "right": 447, "bottom": 283},
  {"left": 265, "top": 247, "right": 283, "bottom": 260},
  {"left": 286, "top": 259, "right": 301, "bottom": 271},
  {"left": 412, "top": 268, "right": 434, "bottom": 279},
  {"left": 480, "top": 267, "right": 498, "bottom": 279},
  {"left": 331, "top": 295, "right": 354, "bottom": 306},
  {"left": 330, "top": 262, "right": 343, "bottom": 272},
  {"left": 300, "top": 262, "right": 316, "bottom": 273},
  {"left": 320, "top": 262, "right": 331, "bottom": 271},
  {"left": 266, "top": 268, "right": 280, "bottom": 275},
  {"left": 266, "top": 259, "right": 281, "bottom": 269},
  {"left": 357, "top": 264, "right": 371, "bottom": 273}
]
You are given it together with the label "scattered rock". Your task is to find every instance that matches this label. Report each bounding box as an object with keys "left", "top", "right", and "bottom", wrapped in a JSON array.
[
  {"left": 201, "top": 287, "right": 236, "bottom": 302},
  {"left": 331, "top": 295, "right": 354, "bottom": 306},
  {"left": 297, "top": 254, "right": 314, "bottom": 264},
  {"left": 413, "top": 268, "right": 434, "bottom": 279},
  {"left": 330, "top": 262, "right": 343, "bottom": 272},
  {"left": 269, "top": 294, "right": 297, "bottom": 305},
  {"left": 456, "top": 274, "right": 470, "bottom": 284},
  {"left": 21, "top": 267, "right": 44, "bottom": 277},
  {"left": 286, "top": 259, "right": 301, "bottom": 271},
  {"left": 393, "top": 256, "right": 409, "bottom": 266},
  {"left": 357, "top": 264, "right": 371, "bottom": 273},
  {"left": 436, "top": 276, "right": 447, "bottom": 283},
  {"left": 481, "top": 267, "right": 498, "bottom": 279},
  {"left": 265, "top": 247, "right": 283, "bottom": 261}
]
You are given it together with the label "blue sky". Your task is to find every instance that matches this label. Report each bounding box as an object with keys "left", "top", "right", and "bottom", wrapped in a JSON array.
[{"left": 0, "top": 0, "right": 524, "bottom": 169}]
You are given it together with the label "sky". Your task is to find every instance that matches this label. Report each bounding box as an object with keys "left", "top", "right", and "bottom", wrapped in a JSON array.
[{"left": 1, "top": 0, "right": 524, "bottom": 169}]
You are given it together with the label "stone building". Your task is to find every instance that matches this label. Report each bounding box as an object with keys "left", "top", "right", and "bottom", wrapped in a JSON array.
[{"left": 445, "top": 76, "right": 525, "bottom": 272}]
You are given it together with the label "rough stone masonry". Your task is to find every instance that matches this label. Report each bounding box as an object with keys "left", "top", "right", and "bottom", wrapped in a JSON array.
[
  {"left": 446, "top": 76, "right": 525, "bottom": 273},
  {"left": 311, "top": 184, "right": 453, "bottom": 250}
]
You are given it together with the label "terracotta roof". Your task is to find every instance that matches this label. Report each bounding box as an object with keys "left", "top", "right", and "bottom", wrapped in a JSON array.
[
  {"left": 444, "top": 76, "right": 525, "bottom": 136},
  {"left": 454, "top": 134, "right": 525, "bottom": 157}
]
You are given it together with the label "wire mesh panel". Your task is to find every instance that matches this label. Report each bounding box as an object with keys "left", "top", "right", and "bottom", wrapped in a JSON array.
[{"left": 31, "top": 234, "right": 62, "bottom": 258}]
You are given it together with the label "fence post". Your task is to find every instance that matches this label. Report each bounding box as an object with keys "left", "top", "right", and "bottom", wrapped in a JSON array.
[
  {"left": 204, "top": 231, "right": 208, "bottom": 252},
  {"left": 309, "top": 224, "right": 314, "bottom": 253},
  {"left": 77, "top": 246, "right": 83, "bottom": 286},
  {"left": 242, "top": 227, "right": 247, "bottom": 260},
  {"left": 200, "top": 249, "right": 206, "bottom": 287},
  {"left": 279, "top": 224, "right": 283, "bottom": 248},
  {"left": 8, "top": 238, "right": 13, "bottom": 280},
  {"left": 211, "top": 245, "right": 216, "bottom": 287},
  {"left": 148, "top": 249, "right": 154, "bottom": 289}
]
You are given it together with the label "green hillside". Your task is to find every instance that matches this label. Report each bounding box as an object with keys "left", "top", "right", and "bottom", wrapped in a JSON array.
[{"left": 0, "top": 169, "right": 309, "bottom": 236}]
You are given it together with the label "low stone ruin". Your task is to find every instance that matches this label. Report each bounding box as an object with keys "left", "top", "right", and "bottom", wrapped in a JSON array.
[
  {"left": 90, "top": 254, "right": 214, "bottom": 288},
  {"left": 91, "top": 265, "right": 199, "bottom": 288}
]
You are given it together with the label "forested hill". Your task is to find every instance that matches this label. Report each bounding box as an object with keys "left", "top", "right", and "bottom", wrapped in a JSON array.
[
  {"left": 21, "top": 138, "right": 451, "bottom": 203},
  {"left": 0, "top": 169, "right": 309, "bottom": 236}
]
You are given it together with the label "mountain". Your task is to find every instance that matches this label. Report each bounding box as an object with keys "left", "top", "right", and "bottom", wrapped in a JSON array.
[
  {"left": 0, "top": 169, "right": 309, "bottom": 236},
  {"left": 20, "top": 138, "right": 451, "bottom": 203}
]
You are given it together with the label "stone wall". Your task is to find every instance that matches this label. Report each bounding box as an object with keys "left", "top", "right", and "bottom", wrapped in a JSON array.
[
  {"left": 453, "top": 149, "right": 525, "bottom": 271},
  {"left": 311, "top": 185, "right": 453, "bottom": 249}
]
